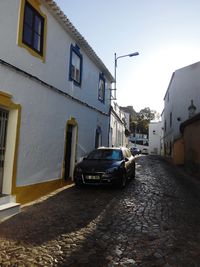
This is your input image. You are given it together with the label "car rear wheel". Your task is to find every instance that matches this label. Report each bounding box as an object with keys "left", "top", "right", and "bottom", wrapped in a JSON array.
[
  {"left": 74, "top": 179, "right": 83, "bottom": 187},
  {"left": 119, "top": 171, "right": 127, "bottom": 189},
  {"left": 132, "top": 167, "right": 135, "bottom": 179},
  {"left": 131, "top": 164, "right": 136, "bottom": 179}
]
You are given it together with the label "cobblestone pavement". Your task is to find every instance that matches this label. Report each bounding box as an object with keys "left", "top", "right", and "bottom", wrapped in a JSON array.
[{"left": 1, "top": 155, "right": 200, "bottom": 266}]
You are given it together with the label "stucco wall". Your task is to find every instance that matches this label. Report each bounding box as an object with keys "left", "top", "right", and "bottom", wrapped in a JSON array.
[
  {"left": 0, "top": 0, "right": 111, "bottom": 113},
  {"left": 149, "top": 122, "right": 163, "bottom": 155},
  {"left": 0, "top": 0, "right": 113, "bottom": 188},
  {"left": 164, "top": 62, "right": 200, "bottom": 148},
  {"left": 173, "top": 138, "right": 184, "bottom": 165},
  {"left": 183, "top": 120, "right": 200, "bottom": 175},
  {"left": 109, "top": 103, "right": 127, "bottom": 147},
  {"left": 0, "top": 65, "right": 110, "bottom": 187}
]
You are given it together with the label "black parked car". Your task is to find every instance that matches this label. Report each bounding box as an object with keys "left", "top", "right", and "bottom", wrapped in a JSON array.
[{"left": 74, "top": 147, "right": 135, "bottom": 188}]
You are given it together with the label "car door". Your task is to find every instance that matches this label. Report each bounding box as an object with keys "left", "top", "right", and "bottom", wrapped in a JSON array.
[
  {"left": 123, "top": 149, "right": 133, "bottom": 177},
  {"left": 126, "top": 149, "right": 135, "bottom": 177}
]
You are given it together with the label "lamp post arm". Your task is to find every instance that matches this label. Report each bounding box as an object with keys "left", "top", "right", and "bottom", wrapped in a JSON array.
[
  {"left": 116, "top": 52, "right": 139, "bottom": 61},
  {"left": 116, "top": 54, "right": 132, "bottom": 61},
  {"left": 115, "top": 51, "right": 139, "bottom": 80},
  {"left": 113, "top": 51, "right": 139, "bottom": 100}
]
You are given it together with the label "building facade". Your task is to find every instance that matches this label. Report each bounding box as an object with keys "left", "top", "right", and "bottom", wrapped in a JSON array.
[
  {"left": 148, "top": 121, "right": 163, "bottom": 155},
  {"left": 109, "top": 102, "right": 129, "bottom": 147},
  {"left": 180, "top": 113, "right": 200, "bottom": 176},
  {"left": 0, "top": 0, "right": 114, "bottom": 203},
  {"left": 163, "top": 62, "right": 200, "bottom": 162}
]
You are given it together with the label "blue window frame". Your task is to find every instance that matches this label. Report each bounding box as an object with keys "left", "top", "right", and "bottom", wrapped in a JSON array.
[
  {"left": 22, "top": 0, "right": 44, "bottom": 56},
  {"left": 69, "top": 44, "right": 83, "bottom": 86},
  {"left": 98, "top": 73, "right": 105, "bottom": 103}
]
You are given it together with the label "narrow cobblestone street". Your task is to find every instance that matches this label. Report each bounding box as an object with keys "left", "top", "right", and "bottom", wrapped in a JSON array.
[{"left": 0, "top": 155, "right": 200, "bottom": 266}]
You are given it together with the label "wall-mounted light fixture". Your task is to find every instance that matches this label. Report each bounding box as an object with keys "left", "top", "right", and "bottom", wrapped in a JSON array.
[{"left": 188, "top": 99, "right": 196, "bottom": 118}]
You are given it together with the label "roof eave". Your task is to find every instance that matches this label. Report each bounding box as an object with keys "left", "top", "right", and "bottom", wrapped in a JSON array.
[{"left": 42, "top": 0, "right": 115, "bottom": 83}]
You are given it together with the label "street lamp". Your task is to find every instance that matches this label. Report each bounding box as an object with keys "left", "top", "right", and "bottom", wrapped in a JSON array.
[{"left": 112, "top": 51, "right": 139, "bottom": 100}]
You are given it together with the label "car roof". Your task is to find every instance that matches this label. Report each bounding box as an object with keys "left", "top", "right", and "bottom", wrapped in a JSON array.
[{"left": 97, "top": 146, "right": 130, "bottom": 152}]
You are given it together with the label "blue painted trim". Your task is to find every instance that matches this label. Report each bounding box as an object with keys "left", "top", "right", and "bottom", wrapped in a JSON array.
[{"left": 69, "top": 44, "right": 83, "bottom": 87}]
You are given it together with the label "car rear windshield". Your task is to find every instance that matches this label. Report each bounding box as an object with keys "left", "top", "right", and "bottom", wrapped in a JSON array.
[{"left": 87, "top": 149, "right": 123, "bottom": 160}]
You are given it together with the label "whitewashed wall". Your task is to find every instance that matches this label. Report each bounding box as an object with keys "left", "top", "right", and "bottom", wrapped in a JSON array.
[
  {"left": 149, "top": 122, "right": 163, "bottom": 155},
  {"left": 164, "top": 62, "right": 200, "bottom": 144},
  {"left": 109, "top": 102, "right": 127, "bottom": 147},
  {"left": 0, "top": 0, "right": 112, "bottom": 187},
  {"left": 0, "top": 66, "right": 109, "bottom": 186},
  {"left": 0, "top": 0, "right": 111, "bottom": 112}
]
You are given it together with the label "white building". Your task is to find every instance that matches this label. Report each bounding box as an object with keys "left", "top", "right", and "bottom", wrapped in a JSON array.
[
  {"left": 163, "top": 61, "right": 200, "bottom": 159},
  {"left": 0, "top": 0, "right": 114, "bottom": 204},
  {"left": 109, "top": 102, "right": 129, "bottom": 147},
  {"left": 149, "top": 121, "right": 163, "bottom": 155}
]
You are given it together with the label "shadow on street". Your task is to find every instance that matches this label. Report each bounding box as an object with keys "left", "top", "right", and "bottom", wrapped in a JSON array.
[{"left": 0, "top": 185, "right": 122, "bottom": 246}]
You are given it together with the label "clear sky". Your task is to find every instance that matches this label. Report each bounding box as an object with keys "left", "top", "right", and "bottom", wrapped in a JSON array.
[{"left": 55, "top": 0, "right": 200, "bottom": 114}]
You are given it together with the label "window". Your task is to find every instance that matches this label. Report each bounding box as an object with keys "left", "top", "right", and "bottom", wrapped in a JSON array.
[
  {"left": 69, "top": 44, "right": 83, "bottom": 85},
  {"left": 23, "top": 1, "right": 44, "bottom": 55},
  {"left": 98, "top": 73, "right": 105, "bottom": 102},
  {"left": 87, "top": 149, "right": 122, "bottom": 161},
  {"left": 18, "top": 0, "right": 46, "bottom": 60}
]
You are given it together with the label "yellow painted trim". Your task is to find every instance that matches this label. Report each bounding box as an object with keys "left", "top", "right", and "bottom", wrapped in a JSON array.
[
  {"left": 62, "top": 117, "right": 78, "bottom": 179},
  {"left": 0, "top": 91, "right": 21, "bottom": 195},
  {"left": 17, "top": 0, "right": 47, "bottom": 62},
  {"left": 0, "top": 92, "right": 72, "bottom": 204},
  {"left": 0, "top": 91, "right": 20, "bottom": 110},
  {"left": 14, "top": 178, "right": 72, "bottom": 204},
  {"left": 67, "top": 117, "right": 78, "bottom": 126},
  {"left": 11, "top": 107, "right": 21, "bottom": 194}
]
